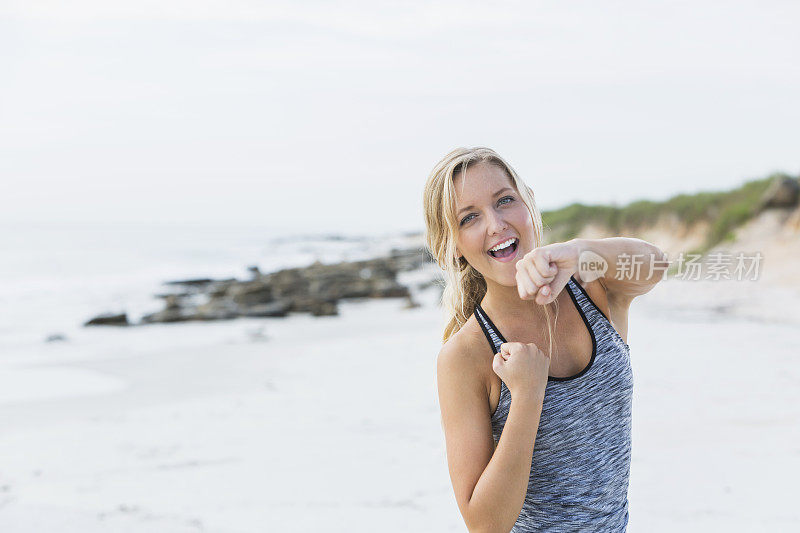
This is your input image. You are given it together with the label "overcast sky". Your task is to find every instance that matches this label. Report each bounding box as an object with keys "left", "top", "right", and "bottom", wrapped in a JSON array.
[{"left": 2, "top": 1, "right": 798, "bottom": 236}]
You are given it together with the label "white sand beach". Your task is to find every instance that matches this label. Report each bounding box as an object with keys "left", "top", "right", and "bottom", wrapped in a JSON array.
[{"left": 1, "top": 272, "right": 798, "bottom": 532}]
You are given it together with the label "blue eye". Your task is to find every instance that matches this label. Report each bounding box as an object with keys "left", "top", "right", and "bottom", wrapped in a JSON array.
[
  {"left": 499, "top": 196, "right": 514, "bottom": 206},
  {"left": 460, "top": 213, "right": 476, "bottom": 226},
  {"left": 459, "top": 196, "right": 515, "bottom": 226}
]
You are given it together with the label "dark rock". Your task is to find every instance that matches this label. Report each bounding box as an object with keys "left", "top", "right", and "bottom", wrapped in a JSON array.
[
  {"left": 389, "top": 247, "right": 434, "bottom": 271},
  {"left": 370, "top": 278, "right": 411, "bottom": 298},
  {"left": 207, "top": 279, "right": 236, "bottom": 298},
  {"left": 195, "top": 300, "right": 240, "bottom": 321},
  {"left": 84, "top": 313, "right": 129, "bottom": 326},
  {"left": 140, "top": 307, "right": 197, "bottom": 324},
  {"left": 227, "top": 281, "right": 275, "bottom": 306},
  {"left": 241, "top": 301, "right": 290, "bottom": 318},
  {"left": 310, "top": 300, "right": 338, "bottom": 317},
  {"left": 126, "top": 246, "right": 426, "bottom": 325},
  {"left": 154, "top": 292, "right": 194, "bottom": 300},
  {"left": 265, "top": 268, "right": 310, "bottom": 302},
  {"left": 163, "top": 278, "right": 219, "bottom": 286},
  {"left": 287, "top": 296, "right": 335, "bottom": 314},
  {"left": 163, "top": 295, "right": 183, "bottom": 309},
  {"left": 760, "top": 175, "right": 800, "bottom": 209}
]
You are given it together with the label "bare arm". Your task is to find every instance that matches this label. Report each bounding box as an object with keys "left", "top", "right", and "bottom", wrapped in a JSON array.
[
  {"left": 437, "top": 342, "right": 544, "bottom": 533},
  {"left": 572, "top": 237, "right": 668, "bottom": 302}
]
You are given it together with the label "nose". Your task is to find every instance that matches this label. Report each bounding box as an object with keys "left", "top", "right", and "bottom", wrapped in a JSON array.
[{"left": 486, "top": 208, "right": 508, "bottom": 236}]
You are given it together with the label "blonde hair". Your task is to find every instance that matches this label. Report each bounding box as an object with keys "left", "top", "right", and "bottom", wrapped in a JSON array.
[{"left": 422, "top": 146, "right": 559, "bottom": 356}]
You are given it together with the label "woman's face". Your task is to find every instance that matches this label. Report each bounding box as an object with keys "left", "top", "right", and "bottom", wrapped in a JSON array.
[{"left": 453, "top": 161, "right": 535, "bottom": 287}]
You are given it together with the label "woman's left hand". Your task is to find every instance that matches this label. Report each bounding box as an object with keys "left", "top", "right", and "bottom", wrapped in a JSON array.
[{"left": 515, "top": 241, "right": 580, "bottom": 305}]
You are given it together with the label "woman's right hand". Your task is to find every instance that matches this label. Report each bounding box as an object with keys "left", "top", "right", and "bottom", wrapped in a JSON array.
[{"left": 492, "top": 342, "right": 551, "bottom": 401}]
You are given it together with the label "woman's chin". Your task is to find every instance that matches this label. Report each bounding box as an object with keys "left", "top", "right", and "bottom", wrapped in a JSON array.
[{"left": 485, "top": 271, "right": 518, "bottom": 288}]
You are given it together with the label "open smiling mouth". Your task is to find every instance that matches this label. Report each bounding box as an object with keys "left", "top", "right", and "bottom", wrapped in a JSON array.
[{"left": 487, "top": 238, "right": 519, "bottom": 259}]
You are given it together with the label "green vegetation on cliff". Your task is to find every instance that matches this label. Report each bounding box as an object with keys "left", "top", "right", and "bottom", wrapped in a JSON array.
[{"left": 541, "top": 173, "right": 787, "bottom": 253}]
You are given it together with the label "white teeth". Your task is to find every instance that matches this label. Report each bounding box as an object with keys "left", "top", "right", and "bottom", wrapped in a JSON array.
[{"left": 489, "top": 238, "right": 516, "bottom": 252}]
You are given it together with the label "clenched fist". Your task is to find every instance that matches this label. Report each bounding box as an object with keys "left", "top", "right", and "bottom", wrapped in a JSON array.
[
  {"left": 515, "top": 241, "right": 580, "bottom": 305},
  {"left": 492, "top": 341, "right": 551, "bottom": 401}
]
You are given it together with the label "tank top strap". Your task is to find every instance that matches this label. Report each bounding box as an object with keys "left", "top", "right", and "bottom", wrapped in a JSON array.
[
  {"left": 566, "top": 274, "right": 607, "bottom": 329},
  {"left": 473, "top": 303, "right": 506, "bottom": 354}
]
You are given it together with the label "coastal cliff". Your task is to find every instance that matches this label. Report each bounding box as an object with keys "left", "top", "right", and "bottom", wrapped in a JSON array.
[{"left": 541, "top": 172, "right": 800, "bottom": 288}]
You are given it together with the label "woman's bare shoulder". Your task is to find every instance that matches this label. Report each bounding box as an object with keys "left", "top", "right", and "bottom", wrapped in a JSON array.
[{"left": 437, "top": 315, "right": 493, "bottom": 387}]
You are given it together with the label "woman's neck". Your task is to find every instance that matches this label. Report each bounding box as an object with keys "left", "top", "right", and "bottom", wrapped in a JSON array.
[{"left": 479, "top": 280, "right": 546, "bottom": 323}]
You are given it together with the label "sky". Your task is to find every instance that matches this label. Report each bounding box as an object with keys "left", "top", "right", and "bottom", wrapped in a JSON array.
[{"left": 2, "top": 0, "right": 799, "bottom": 236}]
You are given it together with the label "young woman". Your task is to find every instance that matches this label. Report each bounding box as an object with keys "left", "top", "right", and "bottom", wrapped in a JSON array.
[{"left": 423, "top": 147, "right": 666, "bottom": 532}]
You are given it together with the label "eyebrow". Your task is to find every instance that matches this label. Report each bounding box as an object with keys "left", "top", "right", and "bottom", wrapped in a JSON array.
[{"left": 457, "top": 187, "right": 515, "bottom": 216}]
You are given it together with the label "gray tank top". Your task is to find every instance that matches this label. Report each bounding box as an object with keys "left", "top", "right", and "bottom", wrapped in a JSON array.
[{"left": 473, "top": 275, "right": 633, "bottom": 532}]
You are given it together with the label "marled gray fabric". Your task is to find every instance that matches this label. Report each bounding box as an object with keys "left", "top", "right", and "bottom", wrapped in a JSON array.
[{"left": 473, "top": 275, "right": 633, "bottom": 532}]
